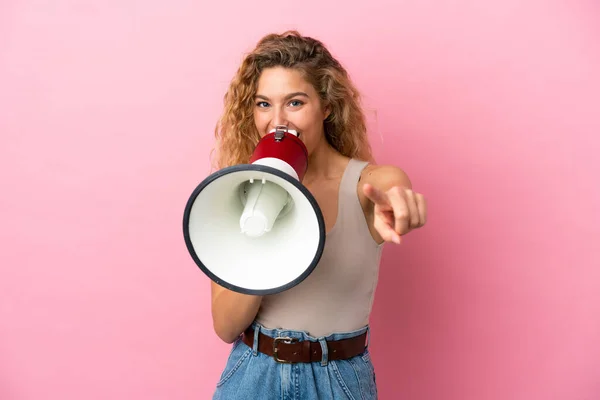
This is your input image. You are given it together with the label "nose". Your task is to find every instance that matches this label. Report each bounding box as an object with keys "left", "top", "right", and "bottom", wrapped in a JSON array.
[{"left": 271, "top": 107, "right": 289, "bottom": 129}]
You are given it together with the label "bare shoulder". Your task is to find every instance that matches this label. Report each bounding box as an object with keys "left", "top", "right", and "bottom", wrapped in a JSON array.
[{"left": 360, "top": 163, "right": 412, "bottom": 191}]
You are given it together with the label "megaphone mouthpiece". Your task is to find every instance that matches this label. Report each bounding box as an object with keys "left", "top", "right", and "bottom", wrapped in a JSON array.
[{"left": 269, "top": 126, "right": 298, "bottom": 137}]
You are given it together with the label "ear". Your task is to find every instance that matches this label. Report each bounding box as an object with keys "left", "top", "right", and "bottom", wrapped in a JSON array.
[{"left": 323, "top": 103, "right": 332, "bottom": 120}]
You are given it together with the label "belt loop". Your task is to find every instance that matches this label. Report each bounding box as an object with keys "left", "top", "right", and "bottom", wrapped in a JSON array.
[
  {"left": 318, "top": 338, "right": 328, "bottom": 366},
  {"left": 252, "top": 325, "right": 260, "bottom": 356},
  {"left": 365, "top": 326, "right": 371, "bottom": 349}
]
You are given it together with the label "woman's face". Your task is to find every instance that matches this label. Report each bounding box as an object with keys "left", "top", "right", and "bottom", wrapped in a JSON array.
[{"left": 253, "top": 66, "right": 330, "bottom": 155}]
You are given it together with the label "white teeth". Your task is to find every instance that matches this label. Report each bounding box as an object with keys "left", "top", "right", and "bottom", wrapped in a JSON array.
[{"left": 269, "top": 128, "right": 298, "bottom": 136}]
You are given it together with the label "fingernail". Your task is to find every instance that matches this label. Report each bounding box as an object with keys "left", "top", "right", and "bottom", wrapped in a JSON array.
[{"left": 393, "top": 235, "right": 401, "bottom": 244}]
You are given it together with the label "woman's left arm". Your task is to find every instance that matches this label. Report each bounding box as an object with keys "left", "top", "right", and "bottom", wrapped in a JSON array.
[{"left": 360, "top": 165, "right": 427, "bottom": 244}]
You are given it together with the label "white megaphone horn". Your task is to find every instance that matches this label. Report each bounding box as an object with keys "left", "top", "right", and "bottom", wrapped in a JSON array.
[{"left": 182, "top": 125, "right": 326, "bottom": 295}]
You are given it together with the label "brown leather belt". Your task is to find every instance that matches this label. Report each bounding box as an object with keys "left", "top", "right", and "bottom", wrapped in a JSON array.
[{"left": 242, "top": 326, "right": 368, "bottom": 363}]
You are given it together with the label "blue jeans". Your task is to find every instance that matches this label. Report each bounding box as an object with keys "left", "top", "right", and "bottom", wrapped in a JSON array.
[{"left": 212, "top": 322, "right": 378, "bottom": 399}]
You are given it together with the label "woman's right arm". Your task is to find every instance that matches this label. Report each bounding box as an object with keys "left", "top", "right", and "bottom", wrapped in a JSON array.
[{"left": 210, "top": 281, "right": 263, "bottom": 343}]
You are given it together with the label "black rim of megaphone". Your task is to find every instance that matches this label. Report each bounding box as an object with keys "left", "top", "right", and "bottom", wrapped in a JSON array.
[{"left": 182, "top": 163, "right": 326, "bottom": 296}]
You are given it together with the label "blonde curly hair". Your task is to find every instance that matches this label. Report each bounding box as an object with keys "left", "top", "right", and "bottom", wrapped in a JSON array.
[{"left": 212, "top": 30, "right": 374, "bottom": 169}]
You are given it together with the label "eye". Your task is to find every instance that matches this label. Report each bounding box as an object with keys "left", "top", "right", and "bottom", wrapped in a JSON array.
[
  {"left": 289, "top": 100, "right": 304, "bottom": 107},
  {"left": 256, "top": 101, "right": 270, "bottom": 108}
]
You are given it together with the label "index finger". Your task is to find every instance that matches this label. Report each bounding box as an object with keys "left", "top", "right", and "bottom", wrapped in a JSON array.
[{"left": 362, "top": 183, "right": 389, "bottom": 207}]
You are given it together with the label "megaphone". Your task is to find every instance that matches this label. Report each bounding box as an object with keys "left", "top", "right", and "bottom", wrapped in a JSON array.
[{"left": 183, "top": 125, "right": 326, "bottom": 295}]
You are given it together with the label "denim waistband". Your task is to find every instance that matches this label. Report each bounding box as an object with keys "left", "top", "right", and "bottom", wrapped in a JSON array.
[
  {"left": 250, "top": 321, "right": 370, "bottom": 343},
  {"left": 248, "top": 321, "right": 370, "bottom": 366}
]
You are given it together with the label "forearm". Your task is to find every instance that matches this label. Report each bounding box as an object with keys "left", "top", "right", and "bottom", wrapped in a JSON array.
[{"left": 211, "top": 283, "right": 263, "bottom": 343}]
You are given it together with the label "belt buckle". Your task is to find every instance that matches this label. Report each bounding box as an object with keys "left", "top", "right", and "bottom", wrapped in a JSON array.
[{"left": 272, "top": 336, "right": 298, "bottom": 363}]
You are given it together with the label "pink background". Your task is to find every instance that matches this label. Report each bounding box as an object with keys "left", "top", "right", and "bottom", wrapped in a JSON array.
[{"left": 1, "top": 0, "right": 599, "bottom": 399}]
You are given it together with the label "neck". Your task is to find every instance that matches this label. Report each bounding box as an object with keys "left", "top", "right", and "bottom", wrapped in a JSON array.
[{"left": 303, "top": 137, "right": 344, "bottom": 184}]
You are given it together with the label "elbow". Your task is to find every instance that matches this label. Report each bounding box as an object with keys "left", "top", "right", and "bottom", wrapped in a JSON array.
[
  {"left": 213, "top": 320, "right": 243, "bottom": 344},
  {"left": 218, "top": 331, "right": 241, "bottom": 344}
]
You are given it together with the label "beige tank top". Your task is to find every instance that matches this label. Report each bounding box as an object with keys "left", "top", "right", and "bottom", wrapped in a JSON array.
[{"left": 255, "top": 159, "right": 384, "bottom": 337}]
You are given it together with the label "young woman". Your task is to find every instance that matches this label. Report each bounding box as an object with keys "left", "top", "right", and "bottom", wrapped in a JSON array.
[{"left": 210, "top": 31, "right": 427, "bottom": 399}]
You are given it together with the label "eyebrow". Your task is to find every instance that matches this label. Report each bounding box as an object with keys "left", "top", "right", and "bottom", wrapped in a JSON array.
[{"left": 255, "top": 92, "right": 310, "bottom": 101}]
